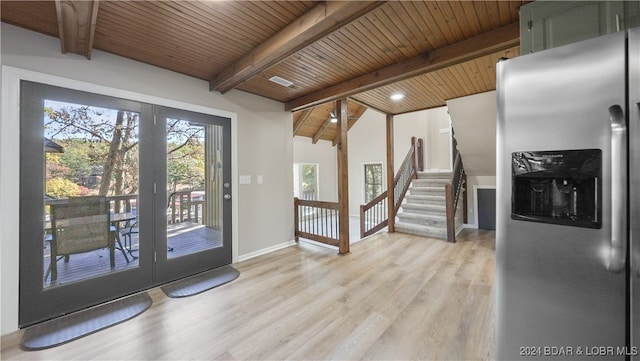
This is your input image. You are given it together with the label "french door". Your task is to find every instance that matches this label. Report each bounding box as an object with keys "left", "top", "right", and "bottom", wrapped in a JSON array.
[
  {"left": 19, "top": 81, "right": 232, "bottom": 327},
  {"left": 153, "top": 106, "right": 232, "bottom": 283}
]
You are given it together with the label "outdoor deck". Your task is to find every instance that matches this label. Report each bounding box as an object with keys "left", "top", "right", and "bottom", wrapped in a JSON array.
[{"left": 43, "top": 222, "right": 222, "bottom": 287}]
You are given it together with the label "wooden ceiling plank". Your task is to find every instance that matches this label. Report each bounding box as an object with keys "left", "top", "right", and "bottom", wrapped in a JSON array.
[
  {"left": 456, "top": 1, "right": 483, "bottom": 37},
  {"left": 434, "top": 2, "right": 465, "bottom": 43},
  {"left": 286, "top": 21, "right": 520, "bottom": 112},
  {"left": 293, "top": 108, "right": 314, "bottom": 135},
  {"left": 404, "top": 2, "right": 446, "bottom": 49},
  {"left": 338, "top": 25, "right": 393, "bottom": 69},
  {"left": 383, "top": 3, "right": 426, "bottom": 55},
  {"left": 210, "top": 1, "right": 387, "bottom": 94},
  {"left": 55, "top": 0, "right": 99, "bottom": 59}
]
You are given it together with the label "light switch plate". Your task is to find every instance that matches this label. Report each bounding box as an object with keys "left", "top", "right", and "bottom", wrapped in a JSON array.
[{"left": 239, "top": 175, "right": 251, "bottom": 185}]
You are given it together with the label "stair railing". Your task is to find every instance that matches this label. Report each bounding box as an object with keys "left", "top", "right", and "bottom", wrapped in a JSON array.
[
  {"left": 360, "top": 137, "right": 423, "bottom": 238},
  {"left": 294, "top": 198, "right": 340, "bottom": 246},
  {"left": 444, "top": 152, "right": 465, "bottom": 243}
]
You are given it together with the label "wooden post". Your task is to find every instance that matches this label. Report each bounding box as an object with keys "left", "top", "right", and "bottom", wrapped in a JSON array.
[
  {"left": 411, "top": 136, "right": 418, "bottom": 179},
  {"left": 462, "top": 172, "right": 468, "bottom": 224},
  {"left": 417, "top": 138, "right": 424, "bottom": 172},
  {"left": 336, "top": 99, "right": 350, "bottom": 254},
  {"left": 386, "top": 114, "right": 395, "bottom": 233},
  {"left": 445, "top": 184, "right": 456, "bottom": 243},
  {"left": 294, "top": 197, "right": 300, "bottom": 242}
]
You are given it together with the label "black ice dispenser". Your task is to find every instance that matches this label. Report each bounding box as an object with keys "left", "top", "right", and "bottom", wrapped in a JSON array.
[{"left": 511, "top": 149, "right": 601, "bottom": 228}]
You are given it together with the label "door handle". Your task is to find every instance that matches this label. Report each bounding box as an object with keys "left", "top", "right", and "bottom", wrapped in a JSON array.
[
  {"left": 609, "top": 105, "right": 627, "bottom": 273},
  {"left": 223, "top": 194, "right": 231, "bottom": 200}
]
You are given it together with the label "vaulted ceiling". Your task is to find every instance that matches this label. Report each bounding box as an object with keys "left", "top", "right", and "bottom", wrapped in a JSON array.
[{"left": 1, "top": 0, "right": 527, "bottom": 143}]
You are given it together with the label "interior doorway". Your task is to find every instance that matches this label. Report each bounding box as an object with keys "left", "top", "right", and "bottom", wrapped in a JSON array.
[{"left": 476, "top": 187, "right": 496, "bottom": 230}]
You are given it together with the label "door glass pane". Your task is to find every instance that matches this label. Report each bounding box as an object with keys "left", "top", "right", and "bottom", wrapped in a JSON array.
[
  {"left": 166, "top": 118, "right": 223, "bottom": 259},
  {"left": 43, "top": 100, "right": 139, "bottom": 287}
]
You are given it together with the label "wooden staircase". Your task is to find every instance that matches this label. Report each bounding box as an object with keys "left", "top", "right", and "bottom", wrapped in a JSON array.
[{"left": 395, "top": 172, "right": 451, "bottom": 240}]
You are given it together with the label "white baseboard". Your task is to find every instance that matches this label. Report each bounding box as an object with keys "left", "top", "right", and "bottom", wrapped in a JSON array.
[
  {"left": 237, "top": 240, "right": 297, "bottom": 262},
  {"left": 463, "top": 223, "right": 479, "bottom": 229}
]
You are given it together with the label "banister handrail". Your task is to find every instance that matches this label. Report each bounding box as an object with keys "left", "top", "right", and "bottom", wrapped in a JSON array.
[
  {"left": 360, "top": 138, "right": 422, "bottom": 238},
  {"left": 393, "top": 139, "right": 420, "bottom": 212},
  {"left": 445, "top": 152, "right": 465, "bottom": 243}
]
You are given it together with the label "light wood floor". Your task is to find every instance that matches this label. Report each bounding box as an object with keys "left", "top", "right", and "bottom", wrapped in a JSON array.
[{"left": 2, "top": 229, "right": 495, "bottom": 360}]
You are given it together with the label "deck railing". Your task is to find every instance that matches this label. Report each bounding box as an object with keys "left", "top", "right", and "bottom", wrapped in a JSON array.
[
  {"left": 360, "top": 137, "right": 423, "bottom": 238},
  {"left": 45, "top": 191, "right": 204, "bottom": 225},
  {"left": 167, "top": 190, "right": 204, "bottom": 224},
  {"left": 294, "top": 197, "right": 340, "bottom": 247}
]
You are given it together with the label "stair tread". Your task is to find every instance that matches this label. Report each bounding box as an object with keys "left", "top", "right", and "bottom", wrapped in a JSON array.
[
  {"left": 395, "top": 222, "right": 447, "bottom": 239},
  {"left": 401, "top": 203, "right": 446, "bottom": 211},
  {"left": 417, "top": 172, "right": 452, "bottom": 178},
  {"left": 397, "top": 212, "right": 446, "bottom": 221},
  {"left": 395, "top": 222, "right": 446, "bottom": 231},
  {"left": 410, "top": 186, "right": 445, "bottom": 191}
]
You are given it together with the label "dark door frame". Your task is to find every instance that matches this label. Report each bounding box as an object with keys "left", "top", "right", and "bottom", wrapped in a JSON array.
[
  {"left": 18, "top": 80, "right": 234, "bottom": 327},
  {"left": 474, "top": 185, "right": 496, "bottom": 230}
]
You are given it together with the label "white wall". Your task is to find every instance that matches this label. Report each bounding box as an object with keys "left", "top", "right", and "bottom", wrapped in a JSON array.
[
  {"left": 426, "top": 108, "right": 453, "bottom": 171},
  {"left": 1, "top": 24, "right": 294, "bottom": 334},
  {"left": 394, "top": 107, "right": 451, "bottom": 172},
  {"left": 447, "top": 91, "right": 496, "bottom": 176},
  {"left": 293, "top": 137, "right": 337, "bottom": 202},
  {"left": 446, "top": 91, "right": 498, "bottom": 228},
  {"left": 393, "top": 110, "right": 427, "bottom": 170},
  {"left": 347, "top": 108, "right": 387, "bottom": 215}
]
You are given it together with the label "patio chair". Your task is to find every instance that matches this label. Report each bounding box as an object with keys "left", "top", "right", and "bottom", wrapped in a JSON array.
[
  {"left": 119, "top": 220, "right": 139, "bottom": 259},
  {"left": 47, "top": 196, "right": 116, "bottom": 284}
]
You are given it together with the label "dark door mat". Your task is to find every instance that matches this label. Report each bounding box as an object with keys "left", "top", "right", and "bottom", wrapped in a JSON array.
[
  {"left": 161, "top": 265, "right": 240, "bottom": 298},
  {"left": 21, "top": 292, "right": 152, "bottom": 351}
]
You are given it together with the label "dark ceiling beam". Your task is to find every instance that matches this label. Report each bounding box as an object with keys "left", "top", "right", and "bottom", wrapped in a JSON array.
[
  {"left": 55, "top": 0, "right": 99, "bottom": 59},
  {"left": 209, "top": 1, "right": 387, "bottom": 94},
  {"left": 293, "top": 108, "right": 313, "bottom": 136},
  {"left": 285, "top": 21, "right": 520, "bottom": 112},
  {"left": 331, "top": 102, "right": 368, "bottom": 146},
  {"left": 312, "top": 114, "right": 334, "bottom": 144}
]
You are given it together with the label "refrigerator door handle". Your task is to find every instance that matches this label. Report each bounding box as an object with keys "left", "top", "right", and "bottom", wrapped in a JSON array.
[{"left": 609, "top": 105, "right": 627, "bottom": 273}]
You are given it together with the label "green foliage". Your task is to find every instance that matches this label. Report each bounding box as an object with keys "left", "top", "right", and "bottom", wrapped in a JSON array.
[
  {"left": 301, "top": 164, "right": 317, "bottom": 193},
  {"left": 167, "top": 137, "right": 205, "bottom": 191},
  {"left": 58, "top": 140, "right": 97, "bottom": 182},
  {"left": 46, "top": 177, "right": 82, "bottom": 198},
  {"left": 167, "top": 119, "right": 206, "bottom": 191}
]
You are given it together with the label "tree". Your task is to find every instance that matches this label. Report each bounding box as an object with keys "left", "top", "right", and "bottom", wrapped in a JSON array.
[
  {"left": 44, "top": 104, "right": 139, "bottom": 196},
  {"left": 166, "top": 119, "right": 205, "bottom": 191},
  {"left": 46, "top": 178, "right": 82, "bottom": 198}
]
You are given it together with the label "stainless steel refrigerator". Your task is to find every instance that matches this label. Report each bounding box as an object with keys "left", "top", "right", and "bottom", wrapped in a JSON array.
[{"left": 497, "top": 29, "right": 640, "bottom": 360}]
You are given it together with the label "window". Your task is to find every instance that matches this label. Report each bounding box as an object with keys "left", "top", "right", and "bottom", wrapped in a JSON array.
[
  {"left": 364, "top": 163, "right": 383, "bottom": 203},
  {"left": 293, "top": 163, "right": 319, "bottom": 200}
]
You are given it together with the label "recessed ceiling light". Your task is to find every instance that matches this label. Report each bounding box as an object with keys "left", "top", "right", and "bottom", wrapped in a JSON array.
[
  {"left": 390, "top": 93, "right": 405, "bottom": 101},
  {"left": 269, "top": 76, "right": 294, "bottom": 87}
]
